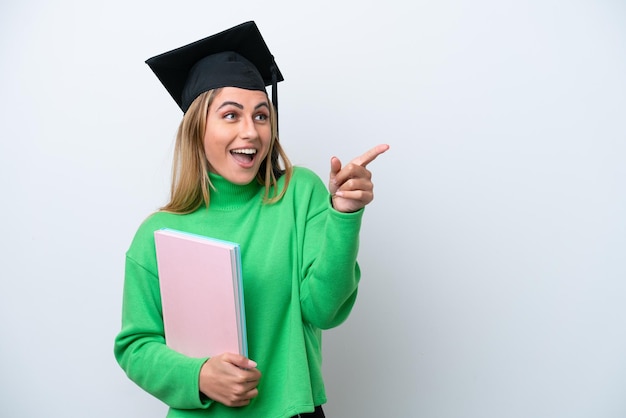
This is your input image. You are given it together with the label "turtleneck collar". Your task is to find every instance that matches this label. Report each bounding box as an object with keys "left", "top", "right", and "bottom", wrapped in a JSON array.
[{"left": 208, "top": 172, "right": 262, "bottom": 211}]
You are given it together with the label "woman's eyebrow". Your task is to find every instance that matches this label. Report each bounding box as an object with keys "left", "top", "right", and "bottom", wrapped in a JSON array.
[
  {"left": 216, "top": 101, "right": 243, "bottom": 110},
  {"left": 216, "top": 101, "right": 269, "bottom": 111}
]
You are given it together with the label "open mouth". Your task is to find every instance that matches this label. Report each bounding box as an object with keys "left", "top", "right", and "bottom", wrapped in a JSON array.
[{"left": 230, "top": 148, "right": 257, "bottom": 165}]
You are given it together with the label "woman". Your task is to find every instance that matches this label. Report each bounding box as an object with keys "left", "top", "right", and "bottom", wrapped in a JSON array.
[{"left": 114, "top": 21, "right": 388, "bottom": 418}]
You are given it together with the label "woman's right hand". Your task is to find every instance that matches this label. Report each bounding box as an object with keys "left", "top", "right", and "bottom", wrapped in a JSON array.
[{"left": 198, "top": 353, "right": 261, "bottom": 407}]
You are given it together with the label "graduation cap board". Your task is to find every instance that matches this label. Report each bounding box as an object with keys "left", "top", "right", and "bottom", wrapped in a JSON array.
[{"left": 145, "top": 21, "right": 283, "bottom": 115}]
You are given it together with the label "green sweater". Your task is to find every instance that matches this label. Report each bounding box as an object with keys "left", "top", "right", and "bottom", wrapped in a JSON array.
[{"left": 114, "top": 167, "right": 363, "bottom": 418}]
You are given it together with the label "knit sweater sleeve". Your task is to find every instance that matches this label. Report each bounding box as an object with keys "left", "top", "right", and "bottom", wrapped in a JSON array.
[
  {"left": 113, "top": 217, "right": 212, "bottom": 410},
  {"left": 297, "top": 169, "right": 363, "bottom": 330}
]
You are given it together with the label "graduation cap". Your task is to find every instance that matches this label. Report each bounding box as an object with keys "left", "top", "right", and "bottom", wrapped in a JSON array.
[{"left": 145, "top": 21, "right": 283, "bottom": 116}]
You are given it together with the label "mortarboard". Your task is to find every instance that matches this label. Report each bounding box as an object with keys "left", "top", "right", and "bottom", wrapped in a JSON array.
[{"left": 145, "top": 21, "right": 283, "bottom": 116}]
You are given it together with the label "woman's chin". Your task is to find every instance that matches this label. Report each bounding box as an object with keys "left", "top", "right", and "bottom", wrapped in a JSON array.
[{"left": 223, "top": 171, "right": 258, "bottom": 185}]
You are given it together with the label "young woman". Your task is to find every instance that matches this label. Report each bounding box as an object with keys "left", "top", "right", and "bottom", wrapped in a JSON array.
[{"left": 114, "top": 21, "right": 388, "bottom": 418}]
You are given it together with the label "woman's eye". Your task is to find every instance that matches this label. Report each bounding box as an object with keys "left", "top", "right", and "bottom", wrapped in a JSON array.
[
  {"left": 255, "top": 113, "right": 269, "bottom": 121},
  {"left": 224, "top": 112, "right": 236, "bottom": 120}
]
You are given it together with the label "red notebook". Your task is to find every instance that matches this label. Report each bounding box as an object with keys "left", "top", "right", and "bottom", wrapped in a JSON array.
[{"left": 154, "top": 228, "right": 247, "bottom": 358}]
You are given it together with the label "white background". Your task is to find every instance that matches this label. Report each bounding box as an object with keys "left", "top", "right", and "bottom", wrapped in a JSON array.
[{"left": 1, "top": 1, "right": 625, "bottom": 417}]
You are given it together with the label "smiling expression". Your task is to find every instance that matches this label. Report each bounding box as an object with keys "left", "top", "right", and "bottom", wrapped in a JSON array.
[{"left": 203, "top": 87, "right": 272, "bottom": 185}]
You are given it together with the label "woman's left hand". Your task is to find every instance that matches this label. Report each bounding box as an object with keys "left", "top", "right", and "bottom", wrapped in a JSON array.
[{"left": 329, "top": 144, "right": 389, "bottom": 213}]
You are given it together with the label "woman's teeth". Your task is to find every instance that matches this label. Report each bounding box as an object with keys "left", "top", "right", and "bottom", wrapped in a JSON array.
[{"left": 231, "top": 148, "right": 256, "bottom": 162}]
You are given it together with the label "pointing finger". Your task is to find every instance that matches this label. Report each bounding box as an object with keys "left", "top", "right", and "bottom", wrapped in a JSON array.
[{"left": 351, "top": 144, "right": 390, "bottom": 167}]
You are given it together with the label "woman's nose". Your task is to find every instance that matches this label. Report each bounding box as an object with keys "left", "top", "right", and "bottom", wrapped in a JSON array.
[{"left": 239, "top": 116, "right": 258, "bottom": 140}]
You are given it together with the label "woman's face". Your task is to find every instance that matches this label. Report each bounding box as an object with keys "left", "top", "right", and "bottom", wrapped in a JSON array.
[{"left": 203, "top": 87, "right": 272, "bottom": 185}]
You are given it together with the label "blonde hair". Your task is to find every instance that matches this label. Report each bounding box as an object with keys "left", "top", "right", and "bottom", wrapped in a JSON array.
[{"left": 160, "top": 89, "right": 292, "bottom": 214}]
